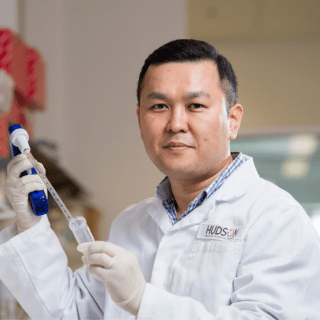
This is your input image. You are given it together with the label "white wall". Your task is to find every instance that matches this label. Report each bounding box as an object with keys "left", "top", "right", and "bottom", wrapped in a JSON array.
[
  {"left": 25, "top": 0, "right": 187, "bottom": 239},
  {"left": 24, "top": 0, "right": 66, "bottom": 158},
  {"left": 0, "top": 0, "right": 19, "bottom": 32}
]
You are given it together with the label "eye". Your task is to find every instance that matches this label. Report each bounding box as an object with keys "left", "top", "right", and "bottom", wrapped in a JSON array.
[
  {"left": 188, "top": 103, "right": 204, "bottom": 109},
  {"left": 151, "top": 104, "right": 168, "bottom": 110}
]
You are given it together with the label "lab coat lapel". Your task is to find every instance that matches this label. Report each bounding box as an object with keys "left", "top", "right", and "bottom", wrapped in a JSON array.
[
  {"left": 171, "top": 197, "right": 217, "bottom": 231},
  {"left": 214, "top": 156, "right": 260, "bottom": 202},
  {"left": 146, "top": 199, "right": 173, "bottom": 234}
]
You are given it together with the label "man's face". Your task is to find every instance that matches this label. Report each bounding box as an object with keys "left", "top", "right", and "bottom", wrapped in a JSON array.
[{"left": 137, "top": 60, "right": 242, "bottom": 182}]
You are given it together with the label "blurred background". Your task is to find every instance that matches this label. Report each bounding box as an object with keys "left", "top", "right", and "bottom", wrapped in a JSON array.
[{"left": 0, "top": 1, "right": 319, "bottom": 317}]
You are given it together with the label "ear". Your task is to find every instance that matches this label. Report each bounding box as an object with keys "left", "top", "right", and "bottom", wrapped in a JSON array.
[
  {"left": 136, "top": 104, "right": 141, "bottom": 130},
  {"left": 228, "top": 104, "right": 243, "bottom": 140}
]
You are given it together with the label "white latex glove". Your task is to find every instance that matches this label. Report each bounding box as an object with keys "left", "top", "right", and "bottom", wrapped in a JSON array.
[
  {"left": 77, "top": 241, "right": 146, "bottom": 316},
  {"left": 3, "top": 154, "right": 47, "bottom": 233}
]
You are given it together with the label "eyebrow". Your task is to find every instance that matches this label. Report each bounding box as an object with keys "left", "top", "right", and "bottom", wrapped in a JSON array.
[
  {"left": 183, "top": 91, "right": 210, "bottom": 100},
  {"left": 147, "top": 90, "right": 210, "bottom": 101},
  {"left": 147, "top": 92, "right": 169, "bottom": 100}
]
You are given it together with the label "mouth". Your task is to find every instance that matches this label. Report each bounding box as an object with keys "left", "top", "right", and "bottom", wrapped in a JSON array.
[{"left": 163, "top": 142, "right": 194, "bottom": 150}]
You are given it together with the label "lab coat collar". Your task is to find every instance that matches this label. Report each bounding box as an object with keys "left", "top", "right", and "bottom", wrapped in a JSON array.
[
  {"left": 170, "top": 195, "right": 217, "bottom": 231},
  {"left": 147, "top": 197, "right": 217, "bottom": 234},
  {"left": 214, "top": 155, "right": 260, "bottom": 201},
  {"left": 147, "top": 155, "right": 260, "bottom": 233},
  {"left": 147, "top": 199, "right": 173, "bottom": 234}
]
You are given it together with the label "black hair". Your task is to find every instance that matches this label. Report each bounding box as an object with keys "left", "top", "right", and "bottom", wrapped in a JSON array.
[{"left": 137, "top": 39, "right": 238, "bottom": 111}]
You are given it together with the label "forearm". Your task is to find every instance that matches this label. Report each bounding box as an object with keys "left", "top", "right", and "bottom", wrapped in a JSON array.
[
  {"left": 0, "top": 216, "right": 105, "bottom": 320},
  {"left": 0, "top": 216, "right": 60, "bottom": 319}
]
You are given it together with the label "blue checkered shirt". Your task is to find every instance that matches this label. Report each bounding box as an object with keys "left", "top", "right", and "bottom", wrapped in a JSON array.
[{"left": 156, "top": 152, "right": 245, "bottom": 225}]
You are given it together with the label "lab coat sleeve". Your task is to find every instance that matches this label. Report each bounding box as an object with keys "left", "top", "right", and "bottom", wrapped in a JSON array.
[
  {"left": 0, "top": 215, "right": 106, "bottom": 320},
  {"left": 137, "top": 203, "right": 320, "bottom": 320}
]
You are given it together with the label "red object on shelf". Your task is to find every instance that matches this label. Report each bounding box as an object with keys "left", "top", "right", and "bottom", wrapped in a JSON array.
[
  {"left": 0, "top": 28, "right": 28, "bottom": 97},
  {"left": 27, "top": 48, "right": 46, "bottom": 110},
  {"left": 0, "top": 28, "right": 46, "bottom": 157},
  {"left": 0, "top": 114, "right": 9, "bottom": 157}
]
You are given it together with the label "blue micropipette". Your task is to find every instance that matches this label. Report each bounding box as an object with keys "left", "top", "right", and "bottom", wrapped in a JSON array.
[{"left": 9, "top": 125, "right": 95, "bottom": 244}]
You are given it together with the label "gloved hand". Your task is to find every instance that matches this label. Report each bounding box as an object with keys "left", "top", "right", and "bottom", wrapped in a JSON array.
[
  {"left": 77, "top": 241, "right": 146, "bottom": 316},
  {"left": 3, "top": 154, "right": 47, "bottom": 233}
]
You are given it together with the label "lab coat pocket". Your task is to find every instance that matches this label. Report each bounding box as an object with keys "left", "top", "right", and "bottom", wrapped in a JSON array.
[{"left": 171, "top": 240, "right": 243, "bottom": 311}]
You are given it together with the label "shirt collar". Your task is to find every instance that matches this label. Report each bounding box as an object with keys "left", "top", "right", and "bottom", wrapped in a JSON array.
[
  {"left": 156, "top": 152, "right": 245, "bottom": 221},
  {"left": 156, "top": 176, "right": 173, "bottom": 203}
]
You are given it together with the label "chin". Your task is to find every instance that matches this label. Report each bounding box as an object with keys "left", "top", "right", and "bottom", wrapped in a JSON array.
[{"left": 159, "top": 164, "right": 201, "bottom": 180}]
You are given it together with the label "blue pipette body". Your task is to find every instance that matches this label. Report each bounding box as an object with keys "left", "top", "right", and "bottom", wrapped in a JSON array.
[{"left": 8, "top": 124, "right": 49, "bottom": 216}]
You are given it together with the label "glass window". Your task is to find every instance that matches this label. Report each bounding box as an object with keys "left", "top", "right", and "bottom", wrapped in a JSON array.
[{"left": 231, "top": 133, "right": 320, "bottom": 219}]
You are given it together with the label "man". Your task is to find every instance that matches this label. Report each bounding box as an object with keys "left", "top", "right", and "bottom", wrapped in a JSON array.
[{"left": 1, "top": 39, "right": 320, "bottom": 319}]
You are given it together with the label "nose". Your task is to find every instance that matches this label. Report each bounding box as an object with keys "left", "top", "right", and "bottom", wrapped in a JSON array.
[{"left": 165, "top": 106, "right": 188, "bottom": 133}]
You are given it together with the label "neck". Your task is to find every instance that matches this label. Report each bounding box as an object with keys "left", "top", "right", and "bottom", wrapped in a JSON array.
[{"left": 169, "top": 155, "right": 233, "bottom": 218}]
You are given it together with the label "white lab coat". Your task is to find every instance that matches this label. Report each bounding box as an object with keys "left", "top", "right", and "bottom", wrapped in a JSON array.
[{"left": 0, "top": 155, "right": 320, "bottom": 320}]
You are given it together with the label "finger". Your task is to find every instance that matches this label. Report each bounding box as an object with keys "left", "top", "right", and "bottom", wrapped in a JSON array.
[
  {"left": 86, "top": 252, "right": 113, "bottom": 269},
  {"left": 88, "top": 241, "right": 123, "bottom": 257},
  {"left": 81, "top": 255, "right": 89, "bottom": 267},
  {"left": 20, "top": 174, "right": 46, "bottom": 185},
  {"left": 4, "top": 174, "right": 45, "bottom": 191},
  {"left": 88, "top": 265, "right": 109, "bottom": 280},
  {"left": 86, "top": 241, "right": 113, "bottom": 256},
  {"left": 30, "top": 159, "right": 46, "bottom": 175},
  {"left": 35, "top": 161, "right": 46, "bottom": 175},
  {"left": 4, "top": 175, "right": 46, "bottom": 195},
  {"left": 77, "top": 242, "right": 93, "bottom": 253},
  {"left": 7, "top": 154, "right": 27, "bottom": 173},
  {"left": 7, "top": 158, "right": 33, "bottom": 179},
  {"left": 21, "top": 174, "right": 46, "bottom": 186},
  {"left": 18, "top": 181, "right": 47, "bottom": 195}
]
